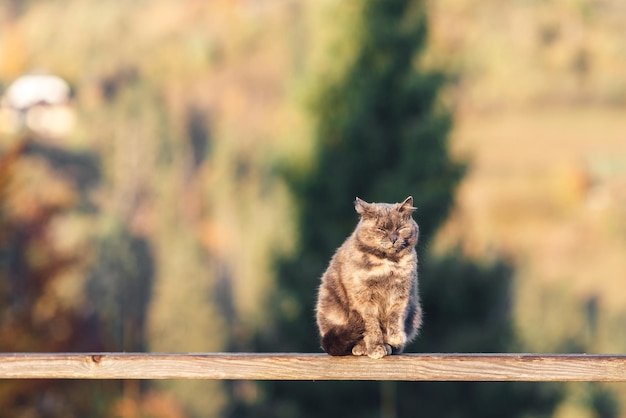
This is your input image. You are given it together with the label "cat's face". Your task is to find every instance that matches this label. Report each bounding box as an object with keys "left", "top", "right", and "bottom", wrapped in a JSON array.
[{"left": 354, "top": 197, "right": 418, "bottom": 254}]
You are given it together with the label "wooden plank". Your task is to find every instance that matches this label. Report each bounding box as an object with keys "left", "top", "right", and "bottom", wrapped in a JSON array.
[{"left": 0, "top": 353, "right": 625, "bottom": 381}]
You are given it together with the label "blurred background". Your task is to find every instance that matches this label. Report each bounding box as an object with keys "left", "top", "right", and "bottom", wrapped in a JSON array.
[{"left": 0, "top": 0, "right": 625, "bottom": 417}]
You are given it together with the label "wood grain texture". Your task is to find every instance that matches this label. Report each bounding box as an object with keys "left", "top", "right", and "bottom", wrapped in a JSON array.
[{"left": 0, "top": 353, "right": 625, "bottom": 381}]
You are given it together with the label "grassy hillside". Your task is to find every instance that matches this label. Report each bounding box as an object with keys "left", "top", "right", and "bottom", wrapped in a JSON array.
[
  {"left": 428, "top": 1, "right": 626, "bottom": 414},
  {"left": 426, "top": 0, "right": 626, "bottom": 354}
]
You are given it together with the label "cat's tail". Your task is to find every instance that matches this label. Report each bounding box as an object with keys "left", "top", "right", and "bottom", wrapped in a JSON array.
[
  {"left": 321, "top": 329, "right": 357, "bottom": 356},
  {"left": 320, "top": 317, "right": 365, "bottom": 356}
]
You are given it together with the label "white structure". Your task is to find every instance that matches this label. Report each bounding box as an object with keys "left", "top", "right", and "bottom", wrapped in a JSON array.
[
  {"left": 2, "top": 74, "right": 71, "bottom": 110},
  {"left": 0, "top": 73, "right": 75, "bottom": 137}
]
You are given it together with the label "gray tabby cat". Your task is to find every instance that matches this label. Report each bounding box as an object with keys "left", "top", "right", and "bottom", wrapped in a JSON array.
[{"left": 316, "top": 196, "right": 422, "bottom": 359}]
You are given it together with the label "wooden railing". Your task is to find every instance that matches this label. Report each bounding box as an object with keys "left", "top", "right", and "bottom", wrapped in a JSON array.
[{"left": 1, "top": 353, "right": 625, "bottom": 381}]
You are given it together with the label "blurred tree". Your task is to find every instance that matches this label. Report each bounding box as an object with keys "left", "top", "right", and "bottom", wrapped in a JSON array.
[
  {"left": 264, "top": 0, "right": 464, "bottom": 355},
  {"left": 0, "top": 139, "right": 118, "bottom": 417},
  {"left": 86, "top": 225, "right": 155, "bottom": 353},
  {"left": 402, "top": 252, "right": 563, "bottom": 418},
  {"left": 233, "top": 1, "right": 567, "bottom": 417}
]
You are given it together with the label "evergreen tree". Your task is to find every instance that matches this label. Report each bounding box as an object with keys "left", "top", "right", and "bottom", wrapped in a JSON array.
[
  {"left": 237, "top": 1, "right": 564, "bottom": 417},
  {"left": 403, "top": 253, "right": 563, "bottom": 418},
  {"left": 264, "top": 0, "right": 463, "bottom": 356}
]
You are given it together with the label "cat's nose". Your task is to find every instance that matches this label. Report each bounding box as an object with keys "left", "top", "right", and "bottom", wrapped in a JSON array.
[{"left": 390, "top": 232, "right": 399, "bottom": 243}]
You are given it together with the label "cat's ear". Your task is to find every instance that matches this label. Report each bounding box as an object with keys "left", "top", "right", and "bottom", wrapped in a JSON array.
[
  {"left": 355, "top": 197, "right": 372, "bottom": 216},
  {"left": 399, "top": 196, "right": 417, "bottom": 213}
]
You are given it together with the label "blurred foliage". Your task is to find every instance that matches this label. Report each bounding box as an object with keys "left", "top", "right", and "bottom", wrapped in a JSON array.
[
  {"left": 0, "top": 138, "right": 118, "bottom": 417},
  {"left": 428, "top": 0, "right": 626, "bottom": 111},
  {"left": 0, "top": 0, "right": 625, "bottom": 417},
  {"left": 1, "top": 1, "right": 302, "bottom": 416}
]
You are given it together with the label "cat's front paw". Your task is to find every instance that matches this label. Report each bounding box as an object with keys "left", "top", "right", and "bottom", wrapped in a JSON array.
[
  {"left": 367, "top": 344, "right": 391, "bottom": 359},
  {"left": 352, "top": 341, "right": 367, "bottom": 356},
  {"left": 385, "top": 331, "right": 407, "bottom": 350}
]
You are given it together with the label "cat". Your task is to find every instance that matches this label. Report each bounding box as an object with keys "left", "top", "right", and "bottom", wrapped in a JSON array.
[{"left": 316, "top": 196, "right": 422, "bottom": 359}]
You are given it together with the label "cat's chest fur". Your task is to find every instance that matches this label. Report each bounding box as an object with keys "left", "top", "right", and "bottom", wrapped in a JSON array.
[
  {"left": 347, "top": 245, "right": 415, "bottom": 298},
  {"left": 352, "top": 242, "right": 412, "bottom": 275}
]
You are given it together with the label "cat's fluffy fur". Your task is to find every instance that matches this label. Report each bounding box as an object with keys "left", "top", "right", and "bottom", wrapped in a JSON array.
[{"left": 316, "top": 196, "right": 422, "bottom": 359}]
